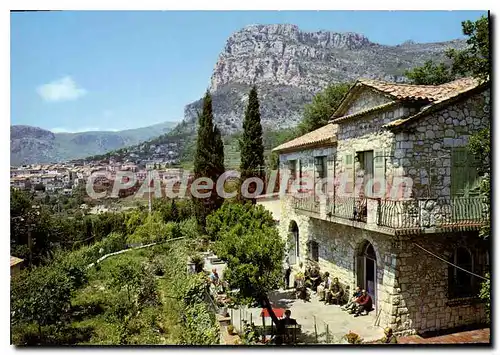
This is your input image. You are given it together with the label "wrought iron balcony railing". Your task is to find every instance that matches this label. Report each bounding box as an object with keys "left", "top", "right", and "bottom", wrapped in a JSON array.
[
  {"left": 326, "top": 196, "right": 367, "bottom": 223},
  {"left": 292, "top": 195, "right": 320, "bottom": 214},
  {"left": 377, "top": 197, "right": 489, "bottom": 230}
]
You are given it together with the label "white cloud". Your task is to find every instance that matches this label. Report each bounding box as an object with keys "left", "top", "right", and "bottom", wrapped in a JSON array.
[{"left": 37, "top": 76, "right": 87, "bottom": 102}]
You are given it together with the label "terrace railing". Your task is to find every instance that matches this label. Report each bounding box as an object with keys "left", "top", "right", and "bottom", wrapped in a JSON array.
[
  {"left": 377, "top": 197, "right": 488, "bottom": 230},
  {"left": 290, "top": 193, "right": 488, "bottom": 232},
  {"left": 292, "top": 195, "right": 320, "bottom": 214},
  {"left": 326, "top": 196, "right": 367, "bottom": 223}
]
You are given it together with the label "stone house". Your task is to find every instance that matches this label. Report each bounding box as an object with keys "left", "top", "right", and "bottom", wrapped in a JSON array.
[{"left": 266, "top": 77, "right": 490, "bottom": 336}]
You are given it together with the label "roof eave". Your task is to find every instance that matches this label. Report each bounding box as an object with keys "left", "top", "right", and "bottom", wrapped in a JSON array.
[
  {"left": 273, "top": 139, "right": 337, "bottom": 154},
  {"left": 329, "top": 101, "right": 398, "bottom": 124}
]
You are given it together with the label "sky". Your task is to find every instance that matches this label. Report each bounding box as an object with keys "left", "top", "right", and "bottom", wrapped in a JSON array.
[{"left": 10, "top": 10, "right": 487, "bottom": 133}]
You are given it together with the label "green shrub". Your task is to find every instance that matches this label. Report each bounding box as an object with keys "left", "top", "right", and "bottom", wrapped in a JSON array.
[{"left": 179, "top": 217, "right": 199, "bottom": 240}]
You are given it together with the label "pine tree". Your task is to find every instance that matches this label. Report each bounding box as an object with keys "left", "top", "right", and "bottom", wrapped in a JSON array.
[
  {"left": 239, "top": 86, "right": 265, "bottom": 201},
  {"left": 193, "top": 91, "right": 225, "bottom": 229}
]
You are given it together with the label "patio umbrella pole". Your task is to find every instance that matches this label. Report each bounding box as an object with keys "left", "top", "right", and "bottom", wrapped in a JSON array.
[{"left": 262, "top": 315, "right": 265, "bottom": 343}]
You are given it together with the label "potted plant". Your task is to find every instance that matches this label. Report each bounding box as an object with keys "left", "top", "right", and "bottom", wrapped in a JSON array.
[
  {"left": 227, "top": 324, "right": 235, "bottom": 335},
  {"left": 342, "top": 331, "right": 363, "bottom": 344}
]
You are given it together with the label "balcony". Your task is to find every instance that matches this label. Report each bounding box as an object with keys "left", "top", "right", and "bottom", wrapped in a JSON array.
[
  {"left": 290, "top": 193, "right": 488, "bottom": 235},
  {"left": 377, "top": 197, "right": 488, "bottom": 232}
]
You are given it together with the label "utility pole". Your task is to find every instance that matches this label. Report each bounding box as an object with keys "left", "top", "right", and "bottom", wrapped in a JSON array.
[{"left": 148, "top": 169, "right": 152, "bottom": 215}]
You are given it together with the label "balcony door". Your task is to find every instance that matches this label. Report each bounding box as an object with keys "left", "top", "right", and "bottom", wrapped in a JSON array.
[
  {"left": 356, "top": 150, "right": 374, "bottom": 197},
  {"left": 356, "top": 241, "right": 377, "bottom": 309}
]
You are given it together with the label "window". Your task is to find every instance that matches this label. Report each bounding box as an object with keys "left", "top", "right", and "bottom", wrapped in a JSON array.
[
  {"left": 448, "top": 247, "right": 474, "bottom": 299},
  {"left": 307, "top": 240, "right": 319, "bottom": 262},
  {"left": 356, "top": 150, "right": 374, "bottom": 178},
  {"left": 315, "top": 156, "right": 328, "bottom": 179},
  {"left": 288, "top": 160, "right": 297, "bottom": 180}
]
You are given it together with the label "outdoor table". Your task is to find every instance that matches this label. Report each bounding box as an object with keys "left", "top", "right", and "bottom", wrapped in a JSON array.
[{"left": 284, "top": 324, "right": 301, "bottom": 344}]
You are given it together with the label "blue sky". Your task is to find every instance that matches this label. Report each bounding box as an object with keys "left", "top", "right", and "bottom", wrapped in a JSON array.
[{"left": 10, "top": 10, "right": 487, "bottom": 133}]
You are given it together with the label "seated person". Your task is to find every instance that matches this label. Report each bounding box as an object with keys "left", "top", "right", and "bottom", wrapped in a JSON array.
[
  {"left": 342, "top": 286, "right": 362, "bottom": 312},
  {"left": 380, "top": 327, "right": 398, "bottom": 344},
  {"left": 352, "top": 289, "right": 373, "bottom": 317},
  {"left": 307, "top": 265, "right": 322, "bottom": 292},
  {"left": 293, "top": 262, "right": 305, "bottom": 289},
  {"left": 280, "top": 310, "right": 298, "bottom": 344},
  {"left": 209, "top": 268, "right": 223, "bottom": 294},
  {"left": 325, "top": 278, "right": 344, "bottom": 305},
  {"left": 317, "top": 272, "right": 332, "bottom": 301}
]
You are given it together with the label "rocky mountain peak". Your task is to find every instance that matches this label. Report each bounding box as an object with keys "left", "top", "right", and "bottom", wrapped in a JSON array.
[
  {"left": 183, "top": 24, "right": 467, "bottom": 135},
  {"left": 211, "top": 25, "right": 375, "bottom": 91}
]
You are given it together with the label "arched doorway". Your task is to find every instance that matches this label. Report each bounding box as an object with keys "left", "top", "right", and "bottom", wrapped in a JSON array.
[
  {"left": 356, "top": 240, "right": 377, "bottom": 307},
  {"left": 288, "top": 221, "right": 299, "bottom": 265}
]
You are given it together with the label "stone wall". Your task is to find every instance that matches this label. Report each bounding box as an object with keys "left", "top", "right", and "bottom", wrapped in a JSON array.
[
  {"left": 393, "top": 88, "right": 490, "bottom": 198},
  {"left": 394, "top": 232, "right": 488, "bottom": 334},
  {"left": 334, "top": 87, "right": 490, "bottom": 200},
  {"left": 272, "top": 87, "right": 491, "bottom": 336},
  {"left": 345, "top": 89, "right": 394, "bottom": 115},
  {"left": 278, "top": 145, "right": 336, "bottom": 192},
  {"left": 278, "top": 195, "right": 313, "bottom": 267},
  {"left": 308, "top": 218, "right": 399, "bottom": 330}
]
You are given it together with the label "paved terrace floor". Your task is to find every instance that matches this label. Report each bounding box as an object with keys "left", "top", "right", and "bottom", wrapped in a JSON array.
[
  {"left": 231, "top": 288, "right": 385, "bottom": 344},
  {"left": 398, "top": 328, "right": 490, "bottom": 344}
]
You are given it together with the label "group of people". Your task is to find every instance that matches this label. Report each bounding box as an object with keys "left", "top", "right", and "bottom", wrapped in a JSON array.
[
  {"left": 283, "top": 259, "right": 374, "bottom": 316},
  {"left": 341, "top": 286, "right": 373, "bottom": 317},
  {"left": 316, "top": 272, "right": 345, "bottom": 305}
]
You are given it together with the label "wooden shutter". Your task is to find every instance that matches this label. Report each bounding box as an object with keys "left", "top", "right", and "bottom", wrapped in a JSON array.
[
  {"left": 373, "top": 150, "right": 385, "bottom": 197},
  {"left": 451, "top": 147, "right": 480, "bottom": 197},
  {"left": 451, "top": 148, "right": 467, "bottom": 197},
  {"left": 344, "top": 153, "right": 354, "bottom": 195}
]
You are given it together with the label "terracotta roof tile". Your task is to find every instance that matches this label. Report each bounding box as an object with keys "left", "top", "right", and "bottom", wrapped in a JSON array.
[
  {"left": 272, "top": 123, "right": 337, "bottom": 152},
  {"left": 10, "top": 256, "right": 24, "bottom": 267},
  {"left": 357, "top": 77, "right": 480, "bottom": 102},
  {"left": 332, "top": 77, "right": 481, "bottom": 119},
  {"left": 384, "top": 80, "right": 489, "bottom": 128}
]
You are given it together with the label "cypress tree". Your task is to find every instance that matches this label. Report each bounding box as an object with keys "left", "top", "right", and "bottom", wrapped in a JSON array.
[
  {"left": 239, "top": 86, "right": 265, "bottom": 201},
  {"left": 193, "top": 91, "right": 225, "bottom": 229}
]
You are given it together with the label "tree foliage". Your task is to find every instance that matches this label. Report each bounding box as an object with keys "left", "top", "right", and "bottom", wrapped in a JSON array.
[
  {"left": 297, "top": 82, "right": 351, "bottom": 135},
  {"left": 240, "top": 86, "right": 265, "bottom": 183},
  {"left": 479, "top": 273, "right": 490, "bottom": 322},
  {"left": 210, "top": 202, "right": 284, "bottom": 326},
  {"left": 404, "top": 60, "right": 455, "bottom": 85},
  {"left": 193, "top": 91, "right": 225, "bottom": 229},
  {"left": 205, "top": 201, "right": 276, "bottom": 241},
  {"left": 447, "top": 15, "right": 490, "bottom": 83},
  {"left": 405, "top": 15, "right": 490, "bottom": 85},
  {"left": 11, "top": 265, "right": 72, "bottom": 338}
]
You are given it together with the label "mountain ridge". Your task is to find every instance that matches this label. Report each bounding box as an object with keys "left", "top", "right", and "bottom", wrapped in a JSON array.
[
  {"left": 10, "top": 121, "right": 179, "bottom": 166},
  {"left": 182, "top": 24, "right": 466, "bottom": 134}
]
